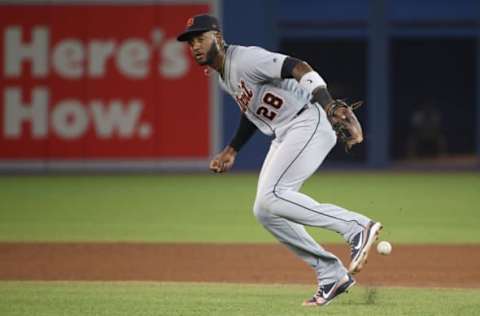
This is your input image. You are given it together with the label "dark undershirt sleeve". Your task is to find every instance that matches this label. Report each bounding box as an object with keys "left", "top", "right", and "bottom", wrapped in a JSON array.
[
  {"left": 281, "top": 57, "right": 302, "bottom": 79},
  {"left": 281, "top": 56, "right": 333, "bottom": 108},
  {"left": 229, "top": 114, "right": 258, "bottom": 152}
]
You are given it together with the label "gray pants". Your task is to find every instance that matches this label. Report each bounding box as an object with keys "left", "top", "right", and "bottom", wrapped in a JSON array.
[{"left": 253, "top": 104, "right": 370, "bottom": 285}]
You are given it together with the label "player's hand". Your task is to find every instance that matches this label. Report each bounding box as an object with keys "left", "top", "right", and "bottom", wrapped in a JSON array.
[
  {"left": 326, "top": 100, "right": 364, "bottom": 151},
  {"left": 209, "top": 146, "right": 237, "bottom": 173}
]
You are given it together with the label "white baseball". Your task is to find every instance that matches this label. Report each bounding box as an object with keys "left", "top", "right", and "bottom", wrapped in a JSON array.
[{"left": 377, "top": 241, "right": 392, "bottom": 255}]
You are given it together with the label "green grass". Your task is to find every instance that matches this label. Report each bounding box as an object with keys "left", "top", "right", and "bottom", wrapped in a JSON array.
[
  {"left": 0, "top": 172, "right": 478, "bottom": 243},
  {"left": 0, "top": 281, "right": 479, "bottom": 316}
]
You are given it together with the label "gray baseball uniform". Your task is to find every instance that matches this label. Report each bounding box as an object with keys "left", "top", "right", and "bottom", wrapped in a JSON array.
[{"left": 219, "top": 45, "right": 372, "bottom": 286}]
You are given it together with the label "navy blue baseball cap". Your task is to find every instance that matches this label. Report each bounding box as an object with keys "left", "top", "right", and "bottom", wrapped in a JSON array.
[{"left": 177, "top": 14, "right": 221, "bottom": 42}]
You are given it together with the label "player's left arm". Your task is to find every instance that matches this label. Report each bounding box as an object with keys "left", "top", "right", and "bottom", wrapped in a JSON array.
[
  {"left": 281, "top": 57, "right": 334, "bottom": 106},
  {"left": 241, "top": 47, "right": 288, "bottom": 82},
  {"left": 282, "top": 57, "right": 364, "bottom": 150},
  {"left": 246, "top": 50, "right": 334, "bottom": 108}
]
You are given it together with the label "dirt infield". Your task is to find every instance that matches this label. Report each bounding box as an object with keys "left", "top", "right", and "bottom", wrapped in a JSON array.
[{"left": 1, "top": 243, "right": 479, "bottom": 288}]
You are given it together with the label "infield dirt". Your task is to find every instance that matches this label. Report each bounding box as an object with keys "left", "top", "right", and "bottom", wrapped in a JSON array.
[{"left": 1, "top": 243, "right": 479, "bottom": 288}]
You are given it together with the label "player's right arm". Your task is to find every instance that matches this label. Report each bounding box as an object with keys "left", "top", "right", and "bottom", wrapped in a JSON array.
[
  {"left": 209, "top": 146, "right": 236, "bottom": 173},
  {"left": 209, "top": 114, "right": 257, "bottom": 173}
]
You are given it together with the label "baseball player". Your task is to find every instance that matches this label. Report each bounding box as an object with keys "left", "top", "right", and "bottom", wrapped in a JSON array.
[{"left": 177, "top": 14, "right": 383, "bottom": 307}]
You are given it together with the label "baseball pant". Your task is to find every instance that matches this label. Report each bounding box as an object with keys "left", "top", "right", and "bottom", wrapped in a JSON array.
[{"left": 253, "top": 103, "right": 371, "bottom": 285}]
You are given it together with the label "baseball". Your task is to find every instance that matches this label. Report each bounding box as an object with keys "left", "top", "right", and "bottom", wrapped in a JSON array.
[{"left": 377, "top": 241, "right": 392, "bottom": 255}]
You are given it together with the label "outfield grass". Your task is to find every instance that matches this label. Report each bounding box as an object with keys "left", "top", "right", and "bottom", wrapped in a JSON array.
[
  {"left": 0, "top": 172, "right": 478, "bottom": 243},
  {"left": 0, "top": 281, "right": 479, "bottom": 316}
]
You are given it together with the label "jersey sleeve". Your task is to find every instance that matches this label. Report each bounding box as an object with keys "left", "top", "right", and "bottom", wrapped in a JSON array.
[{"left": 239, "top": 46, "right": 288, "bottom": 82}]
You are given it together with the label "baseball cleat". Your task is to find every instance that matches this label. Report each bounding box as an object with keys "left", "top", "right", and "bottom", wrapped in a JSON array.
[
  {"left": 302, "top": 273, "right": 356, "bottom": 307},
  {"left": 348, "top": 221, "right": 383, "bottom": 274}
]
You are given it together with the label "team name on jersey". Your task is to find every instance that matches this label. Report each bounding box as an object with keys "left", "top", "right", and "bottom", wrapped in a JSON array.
[{"left": 235, "top": 80, "right": 253, "bottom": 112}]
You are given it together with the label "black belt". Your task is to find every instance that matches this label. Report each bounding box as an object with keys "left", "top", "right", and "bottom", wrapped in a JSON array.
[{"left": 295, "top": 104, "right": 309, "bottom": 117}]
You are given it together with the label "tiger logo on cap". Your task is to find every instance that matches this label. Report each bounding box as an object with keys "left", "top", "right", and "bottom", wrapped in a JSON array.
[{"left": 186, "top": 18, "right": 194, "bottom": 27}]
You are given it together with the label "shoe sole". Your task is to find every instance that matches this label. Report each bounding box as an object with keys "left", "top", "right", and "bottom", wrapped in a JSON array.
[{"left": 349, "top": 222, "right": 383, "bottom": 274}]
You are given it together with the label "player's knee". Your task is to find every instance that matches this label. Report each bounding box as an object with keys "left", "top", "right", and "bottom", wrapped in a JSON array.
[
  {"left": 256, "top": 190, "right": 286, "bottom": 216},
  {"left": 253, "top": 191, "right": 276, "bottom": 217},
  {"left": 253, "top": 199, "right": 270, "bottom": 224}
]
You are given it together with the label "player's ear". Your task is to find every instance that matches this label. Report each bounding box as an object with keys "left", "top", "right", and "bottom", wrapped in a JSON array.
[{"left": 214, "top": 32, "right": 223, "bottom": 48}]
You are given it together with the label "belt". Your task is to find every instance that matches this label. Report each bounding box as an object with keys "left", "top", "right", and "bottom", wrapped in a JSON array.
[{"left": 295, "top": 104, "right": 309, "bottom": 117}]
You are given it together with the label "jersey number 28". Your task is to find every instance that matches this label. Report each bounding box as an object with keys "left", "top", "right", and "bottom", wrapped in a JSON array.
[{"left": 256, "top": 92, "right": 283, "bottom": 121}]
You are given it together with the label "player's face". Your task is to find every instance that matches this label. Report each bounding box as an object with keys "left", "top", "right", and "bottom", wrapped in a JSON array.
[{"left": 188, "top": 31, "right": 219, "bottom": 66}]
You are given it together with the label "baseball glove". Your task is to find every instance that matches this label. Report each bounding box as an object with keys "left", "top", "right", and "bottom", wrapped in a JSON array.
[{"left": 325, "top": 99, "right": 364, "bottom": 151}]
